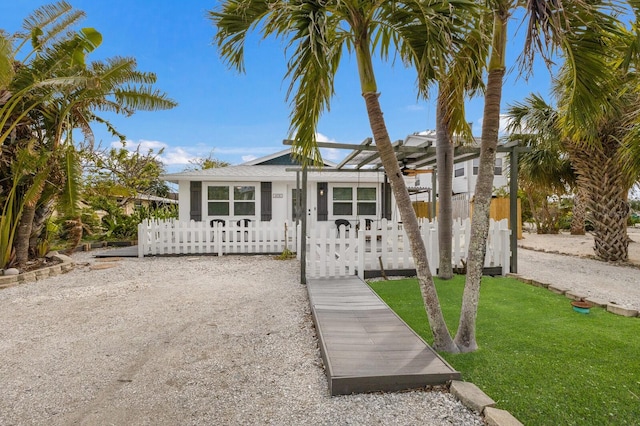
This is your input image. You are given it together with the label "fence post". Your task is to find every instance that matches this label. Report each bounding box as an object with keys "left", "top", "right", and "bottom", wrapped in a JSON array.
[
  {"left": 137, "top": 220, "right": 145, "bottom": 258},
  {"left": 357, "top": 221, "right": 365, "bottom": 279}
]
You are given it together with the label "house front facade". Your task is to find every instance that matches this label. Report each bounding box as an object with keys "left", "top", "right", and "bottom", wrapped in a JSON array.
[{"left": 162, "top": 150, "right": 392, "bottom": 229}]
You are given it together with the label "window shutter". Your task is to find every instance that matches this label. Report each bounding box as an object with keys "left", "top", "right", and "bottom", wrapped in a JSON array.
[
  {"left": 381, "top": 181, "right": 392, "bottom": 220},
  {"left": 190, "top": 181, "right": 202, "bottom": 221},
  {"left": 261, "top": 182, "right": 272, "bottom": 221}
]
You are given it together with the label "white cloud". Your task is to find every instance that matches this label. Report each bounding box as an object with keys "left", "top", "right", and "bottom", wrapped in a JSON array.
[
  {"left": 475, "top": 114, "right": 512, "bottom": 136},
  {"left": 321, "top": 148, "right": 342, "bottom": 162},
  {"left": 111, "top": 139, "right": 197, "bottom": 165},
  {"left": 160, "top": 147, "right": 199, "bottom": 165},
  {"left": 315, "top": 132, "right": 337, "bottom": 143},
  {"left": 111, "top": 139, "right": 169, "bottom": 152},
  {"left": 216, "top": 147, "right": 278, "bottom": 155},
  {"left": 406, "top": 104, "right": 425, "bottom": 112},
  {"left": 108, "top": 139, "right": 284, "bottom": 166},
  {"left": 500, "top": 115, "right": 513, "bottom": 134}
]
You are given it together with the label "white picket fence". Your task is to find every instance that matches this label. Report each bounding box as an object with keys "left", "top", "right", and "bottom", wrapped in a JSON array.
[
  {"left": 137, "top": 218, "right": 511, "bottom": 279},
  {"left": 137, "top": 219, "right": 297, "bottom": 257},
  {"left": 303, "top": 218, "right": 510, "bottom": 279}
]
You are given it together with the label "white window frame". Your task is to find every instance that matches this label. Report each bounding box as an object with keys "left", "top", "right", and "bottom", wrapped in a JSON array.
[
  {"left": 206, "top": 183, "right": 257, "bottom": 219},
  {"left": 330, "top": 185, "right": 377, "bottom": 218},
  {"left": 472, "top": 158, "right": 503, "bottom": 176}
]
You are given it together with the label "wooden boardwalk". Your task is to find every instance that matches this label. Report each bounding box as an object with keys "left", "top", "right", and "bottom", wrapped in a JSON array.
[{"left": 306, "top": 276, "right": 460, "bottom": 396}]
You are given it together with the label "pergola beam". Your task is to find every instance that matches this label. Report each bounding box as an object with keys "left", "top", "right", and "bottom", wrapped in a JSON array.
[{"left": 336, "top": 137, "right": 372, "bottom": 168}]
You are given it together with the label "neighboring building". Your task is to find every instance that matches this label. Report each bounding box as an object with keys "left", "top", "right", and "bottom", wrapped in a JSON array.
[
  {"left": 117, "top": 193, "right": 178, "bottom": 215},
  {"left": 401, "top": 132, "right": 510, "bottom": 198},
  {"left": 161, "top": 150, "right": 392, "bottom": 228}
]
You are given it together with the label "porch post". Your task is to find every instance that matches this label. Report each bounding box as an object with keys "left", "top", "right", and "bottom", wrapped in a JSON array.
[
  {"left": 509, "top": 147, "right": 519, "bottom": 273},
  {"left": 300, "top": 166, "right": 308, "bottom": 284},
  {"left": 431, "top": 167, "right": 437, "bottom": 220}
]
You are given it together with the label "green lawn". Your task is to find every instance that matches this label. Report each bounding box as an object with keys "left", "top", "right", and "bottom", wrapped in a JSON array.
[{"left": 369, "top": 276, "right": 640, "bottom": 426}]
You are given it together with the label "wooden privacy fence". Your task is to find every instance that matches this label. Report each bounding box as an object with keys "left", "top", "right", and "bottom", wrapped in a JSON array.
[
  {"left": 137, "top": 219, "right": 297, "bottom": 257},
  {"left": 303, "top": 218, "right": 510, "bottom": 279}
]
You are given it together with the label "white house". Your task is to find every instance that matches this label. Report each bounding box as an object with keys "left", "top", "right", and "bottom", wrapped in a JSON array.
[
  {"left": 162, "top": 132, "right": 513, "bottom": 228},
  {"left": 161, "top": 149, "right": 393, "bottom": 229}
]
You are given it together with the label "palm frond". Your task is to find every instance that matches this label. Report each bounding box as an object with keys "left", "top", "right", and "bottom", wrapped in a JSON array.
[
  {"left": 113, "top": 85, "right": 178, "bottom": 111},
  {"left": 553, "top": 2, "right": 627, "bottom": 142},
  {"left": 58, "top": 145, "right": 82, "bottom": 218},
  {"left": 0, "top": 34, "right": 13, "bottom": 90},
  {"left": 19, "top": 1, "right": 85, "bottom": 58},
  {"left": 209, "top": 0, "right": 275, "bottom": 73},
  {"left": 284, "top": 2, "right": 344, "bottom": 166}
]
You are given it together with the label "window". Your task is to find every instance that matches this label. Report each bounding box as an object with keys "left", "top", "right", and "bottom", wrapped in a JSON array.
[
  {"left": 332, "top": 187, "right": 353, "bottom": 215},
  {"left": 208, "top": 186, "right": 229, "bottom": 215},
  {"left": 472, "top": 158, "right": 503, "bottom": 176},
  {"left": 455, "top": 164, "right": 465, "bottom": 177},
  {"left": 207, "top": 185, "right": 255, "bottom": 216},
  {"left": 234, "top": 186, "right": 255, "bottom": 215},
  {"left": 332, "top": 186, "right": 377, "bottom": 216},
  {"left": 357, "top": 188, "right": 376, "bottom": 215},
  {"left": 494, "top": 158, "right": 503, "bottom": 176}
]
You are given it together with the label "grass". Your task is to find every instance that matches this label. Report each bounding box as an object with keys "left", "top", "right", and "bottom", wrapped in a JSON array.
[{"left": 369, "top": 276, "right": 640, "bottom": 426}]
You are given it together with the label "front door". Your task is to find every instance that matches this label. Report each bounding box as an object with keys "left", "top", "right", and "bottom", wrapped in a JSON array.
[{"left": 317, "top": 182, "right": 328, "bottom": 221}]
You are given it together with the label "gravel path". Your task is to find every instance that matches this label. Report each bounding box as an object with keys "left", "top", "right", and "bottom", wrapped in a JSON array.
[
  {"left": 0, "top": 254, "right": 482, "bottom": 426},
  {"left": 517, "top": 228, "right": 640, "bottom": 311},
  {"left": 518, "top": 249, "right": 640, "bottom": 311}
]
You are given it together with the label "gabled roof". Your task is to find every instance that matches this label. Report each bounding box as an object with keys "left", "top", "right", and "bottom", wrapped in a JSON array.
[
  {"left": 161, "top": 165, "right": 383, "bottom": 183},
  {"left": 242, "top": 148, "right": 337, "bottom": 167}
]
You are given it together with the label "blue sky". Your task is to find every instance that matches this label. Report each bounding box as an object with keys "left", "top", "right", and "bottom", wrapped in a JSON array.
[{"left": 2, "top": 1, "right": 551, "bottom": 172}]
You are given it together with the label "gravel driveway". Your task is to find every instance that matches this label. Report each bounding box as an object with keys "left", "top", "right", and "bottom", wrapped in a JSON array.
[{"left": 0, "top": 254, "right": 482, "bottom": 425}]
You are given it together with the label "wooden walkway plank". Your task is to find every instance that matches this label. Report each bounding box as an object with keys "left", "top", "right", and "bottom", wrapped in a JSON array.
[{"left": 307, "top": 276, "right": 460, "bottom": 396}]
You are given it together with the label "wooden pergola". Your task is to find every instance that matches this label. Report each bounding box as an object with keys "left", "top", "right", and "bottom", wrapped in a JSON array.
[{"left": 284, "top": 135, "right": 527, "bottom": 281}]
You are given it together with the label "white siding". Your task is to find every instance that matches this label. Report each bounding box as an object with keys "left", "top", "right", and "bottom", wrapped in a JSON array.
[{"left": 178, "top": 180, "right": 191, "bottom": 222}]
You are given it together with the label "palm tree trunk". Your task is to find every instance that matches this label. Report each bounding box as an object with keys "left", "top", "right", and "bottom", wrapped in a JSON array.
[
  {"left": 29, "top": 198, "right": 55, "bottom": 254},
  {"left": 15, "top": 204, "right": 35, "bottom": 267},
  {"left": 363, "top": 92, "right": 458, "bottom": 353},
  {"left": 64, "top": 217, "right": 83, "bottom": 254},
  {"left": 436, "top": 88, "right": 454, "bottom": 279},
  {"left": 454, "top": 11, "right": 507, "bottom": 352},
  {"left": 570, "top": 185, "right": 586, "bottom": 235},
  {"left": 14, "top": 168, "right": 48, "bottom": 267},
  {"left": 572, "top": 148, "right": 629, "bottom": 261}
]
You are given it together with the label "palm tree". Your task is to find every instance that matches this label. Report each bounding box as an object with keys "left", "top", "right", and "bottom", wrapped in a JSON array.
[
  {"left": 433, "top": 15, "right": 489, "bottom": 279},
  {"left": 557, "top": 75, "right": 640, "bottom": 261},
  {"left": 210, "top": 0, "right": 480, "bottom": 353},
  {"left": 454, "top": 0, "right": 510, "bottom": 352},
  {"left": 454, "top": 0, "right": 627, "bottom": 351},
  {"left": 508, "top": 10, "right": 640, "bottom": 262},
  {"left": 2, "top": 2, "right": 177, "bottom": 266},
  {"left": 506, "top": 94, "right": 579, "bottom": 235}
]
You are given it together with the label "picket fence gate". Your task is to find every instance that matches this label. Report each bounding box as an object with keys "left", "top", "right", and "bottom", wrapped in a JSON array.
[
  {"left": 137, "top": 219, "right": 297, "bottom": 257},
  {"left": 302, "top": 218, "right": 510, "bottom": 279}
]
